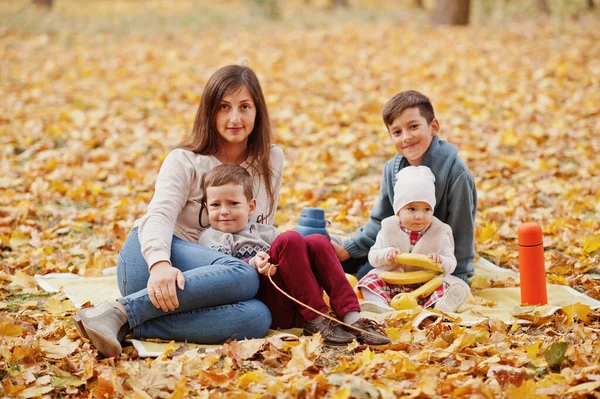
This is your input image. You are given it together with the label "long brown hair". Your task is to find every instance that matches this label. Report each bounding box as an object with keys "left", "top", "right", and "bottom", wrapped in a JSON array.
[{"left": 179, "top": 65, "right": 276, "bottom": 217}]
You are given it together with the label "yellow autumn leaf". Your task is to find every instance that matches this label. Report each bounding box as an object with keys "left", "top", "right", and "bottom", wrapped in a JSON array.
[
  {"left": 583, "top": 234, "right": 600, "bottom": 254},
  {"left": 9, "top": 230, "right": 30, "bottom": 250},
  {"left": 562, "top": 303, "right": 591, "bottom": 324},
  {"left": 129, "top": 386, "right": 153, "bottom": 399},
  {"left": 567, "top": 380, "right": 600, "bottom": 394},
  {"left": 479, "top": 222, "right": 499, "bottom": 242},
  {"left": 166, "top": 378, "right": 189, "bottom": 399},
  {"left": 18, "top": 385, "right": 54, "bottom": 398},
  {"left": 525, "top": 340, "right": 541, "bottom": 359},
  {"left": 507, "top": 379, "right": 549, "bottom": 399},
  {"left": 360, "top": 347, "right": 374, "bottom": 364},
  {"left": 500, "top": 128, "right": 519, "bottom": 146},
  {"left": 547, "top": 275, "right": 569, "bottom": 286},
  {"left": 40, "top": 336, "right": 80, "bottom": 359},
  {"left": 45, "top": 299, "right": 75, "bottom": 315},
  {"left": 236, "top": 372, "right": 265, "bottom": 389},
  {"left": 331, "top": 387, "right": 351, "bottom": 399},
  {"left": 8, "top": 271, "right": 39, "bottom": 293},
  {"left": 0, "top": 319, "right": 22, "bottom": 337},
  {"left": 384, "top": 327, "right": 402, "bottom": 341}
]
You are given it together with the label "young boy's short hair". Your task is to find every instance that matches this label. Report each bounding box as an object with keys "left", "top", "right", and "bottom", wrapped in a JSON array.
[
  {"left": 203, "top": 164, "right": 254, "bottom": 201},
  {"left": 382, "top": 90, "right": 435, "bottom": 127}
]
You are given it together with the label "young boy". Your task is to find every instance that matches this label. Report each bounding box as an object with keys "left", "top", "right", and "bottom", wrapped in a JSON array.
[
  {"left": 332, "top": 90, "right": 477, "bottom": 283},
  {"left": 357, "top": 166, "right": 470, "bottom": 314},
  {"left": 198, "top": 164, "right": 390, "bottom": 346}
]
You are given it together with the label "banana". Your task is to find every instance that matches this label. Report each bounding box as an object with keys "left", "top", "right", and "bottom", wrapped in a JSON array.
[
  {"left": 406, "top": 275, "right": 444, "bottom": 300},
  {"left": 395, "top": 253, "right": 443, "bottom": 273},
  {"left": 390, "top": 293, "right": 420, "bottom": 310},
  {"left": 380, "top": 270, "right": 438, "bottom": 285},
  {"left": 345, "top": 273, "right": 358, "bottom": 288}
]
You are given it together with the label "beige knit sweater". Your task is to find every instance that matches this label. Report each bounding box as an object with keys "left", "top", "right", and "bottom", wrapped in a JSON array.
[{"left": 135, "top": 146, "right": 284, "bottom": 269}]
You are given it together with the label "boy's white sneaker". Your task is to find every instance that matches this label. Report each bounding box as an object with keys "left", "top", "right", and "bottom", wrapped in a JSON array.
[
  {"left": 434, "top": 283, "right": 469, "bottom": 313},
  {"left": 360, "top": 301, "right": 395, "bottom": 314}
]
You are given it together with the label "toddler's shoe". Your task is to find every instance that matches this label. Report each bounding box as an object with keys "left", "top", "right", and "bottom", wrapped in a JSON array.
[
  {"left": 303, "top": 317, "right": 355, "bottom": 346},
  {"left": 434, "top": 284, "right": 469, "bottom": 313},
  {"left": 347, "top": 318, "right": 390, "bottom": 346},
  {"left": 73, "top": 301, "right": 129, "bottom": 357},
  {"left": 360, "top": 300, "right": 395, "bottom": 314}
]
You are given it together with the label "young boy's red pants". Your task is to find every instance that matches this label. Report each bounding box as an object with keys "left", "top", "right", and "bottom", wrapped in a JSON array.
[{"left": 257, "top": 231, "right": 360, "bottom": 329}]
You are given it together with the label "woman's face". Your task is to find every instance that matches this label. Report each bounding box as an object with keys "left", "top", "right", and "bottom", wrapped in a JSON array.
[{"left": 215, "top": 85, "right": 256, "bottom": 148}]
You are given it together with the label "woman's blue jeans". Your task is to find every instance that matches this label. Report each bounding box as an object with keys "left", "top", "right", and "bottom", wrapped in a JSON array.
[{"left": 116, "top": 227, "right": 271, "bottom": 344}]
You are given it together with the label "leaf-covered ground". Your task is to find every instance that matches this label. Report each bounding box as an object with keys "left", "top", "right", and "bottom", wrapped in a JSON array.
[{"left": 1, "top": 2, "right": 600, "bottom": 398}]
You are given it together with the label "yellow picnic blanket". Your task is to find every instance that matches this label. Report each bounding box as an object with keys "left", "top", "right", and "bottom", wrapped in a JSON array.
[{"left": 35, "top": 258, "right": 600, "bottom": 356}]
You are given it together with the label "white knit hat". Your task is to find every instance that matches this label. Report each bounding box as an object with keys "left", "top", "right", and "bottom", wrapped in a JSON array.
[{"left": 393, "top": 166, "right": 437, "bottom": 215}]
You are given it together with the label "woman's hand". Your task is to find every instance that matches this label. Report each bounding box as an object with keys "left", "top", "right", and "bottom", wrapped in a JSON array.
[
  {"left": 254, "top": 251, "right": 277, "bottom": 276},
  {"left": 147, "top": 261, "right": 185, "bottom": 312},
  {"left": 428, "top": 253, "right": 443, "bottom": 265},
  {"left": 331, "top": 241, "right": 351, "bottom": 261},
  {"left": 386, "top": 248, "right": 400, "bottom": 263}
]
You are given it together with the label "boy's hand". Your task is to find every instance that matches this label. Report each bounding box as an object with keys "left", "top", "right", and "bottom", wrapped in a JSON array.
[
  {"left": 331, "top": 241, "right": 350, "bottom": 261},
  {"left": 386, "top": 248, "right": 400, "bottom": 263},
  {"left": 428, "top": 253, "right": 443, "bottom": 265},
  {"left": 254, "top": 252, "right": 277, "bottom": 276}
]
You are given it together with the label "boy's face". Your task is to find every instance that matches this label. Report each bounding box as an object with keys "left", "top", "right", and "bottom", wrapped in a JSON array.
[
  {"left": 206, "top": 184, "right": 256, "bottom": 233},
  {"left": 398, "top": 201, "right": 433, "bottom": 232},
  {"left": 388, "top": 107, "right": 439, "bottom": 166}
]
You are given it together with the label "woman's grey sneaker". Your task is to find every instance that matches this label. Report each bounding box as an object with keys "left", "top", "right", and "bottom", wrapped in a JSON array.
[
  {"left": 73, "top": 301, "right": 128, "bottom": 357},
  {"left": 433, "top": 284, "right": 469, "bottom": 313}
]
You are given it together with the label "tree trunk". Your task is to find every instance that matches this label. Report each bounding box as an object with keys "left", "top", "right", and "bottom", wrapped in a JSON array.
[
  {"left": 32, "top": 0, "right": 53, "bottom": 8},
  {"left": 415, "top": 0, "right": 425, "bottom": 9},
  {"left": 431, "top": 0, "right": 470, "bottom": 25},
  {"left": 588, "top": 0, "right": 595, "bottom": 9},
  {"left": 537, "top": 0, "right": 550, "bottom": 14}
]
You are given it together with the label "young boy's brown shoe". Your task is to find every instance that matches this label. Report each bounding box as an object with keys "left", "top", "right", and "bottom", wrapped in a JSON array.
[
  {"left": 303, "top": 317, "right": 355, "bottom": 346},
  {"left": 347, "top": 318, "right": 390, "bottom": 346}
]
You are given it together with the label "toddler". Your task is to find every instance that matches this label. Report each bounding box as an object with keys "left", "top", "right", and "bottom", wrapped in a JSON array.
[{"left": 357, "top": 166, "right": 470, "bottom": 313}]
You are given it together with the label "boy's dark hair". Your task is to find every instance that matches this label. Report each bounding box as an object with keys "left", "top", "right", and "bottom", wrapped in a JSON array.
[
  {"left": 382, "top": 90, "right": 435, "bottom": 127},
  {"left": 203, "top": 164, "right": 254, "bottom": 202}
]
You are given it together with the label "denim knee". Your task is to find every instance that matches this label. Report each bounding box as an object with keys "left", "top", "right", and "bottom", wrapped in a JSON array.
[
  {"left": 231, "top": 262, "right": 260, "bottom": 299},
  {"left": 239, "top": 299, "right": 272, "bottom": 339}
]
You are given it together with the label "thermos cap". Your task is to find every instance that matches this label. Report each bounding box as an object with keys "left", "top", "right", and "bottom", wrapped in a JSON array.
[
  {"left": 300, "top": 207, "right": 325, "bottom": 220},
  {"left": 518, "top": 222, "right": 543, "bottom": 246}
]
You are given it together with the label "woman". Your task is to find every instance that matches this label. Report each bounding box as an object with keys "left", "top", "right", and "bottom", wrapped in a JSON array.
[{"left": 74, "top": 65, "right": 284, "bottom": 357}]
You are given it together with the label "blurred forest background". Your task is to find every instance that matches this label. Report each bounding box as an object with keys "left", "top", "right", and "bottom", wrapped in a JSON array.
[{"left": 1, "top": 0, "right": 598, "bottom": 31}]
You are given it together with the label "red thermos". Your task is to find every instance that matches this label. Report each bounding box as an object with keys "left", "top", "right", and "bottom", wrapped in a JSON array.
[{"left": 518, "top": 222, "right": 548, "bottom": 305}]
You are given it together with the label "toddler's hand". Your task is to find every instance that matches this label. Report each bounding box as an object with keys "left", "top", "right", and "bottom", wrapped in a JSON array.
[
  {"left": 386, "top": 248, "right": 400, "bottom": 263},
  {"left": 428, "top": 253, "right": 443, "bottom": 265},
  {"left": 254, "top": 252, "right": 277, "bottom": 276}
]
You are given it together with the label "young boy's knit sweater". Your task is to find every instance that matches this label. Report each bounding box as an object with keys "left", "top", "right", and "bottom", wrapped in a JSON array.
[
  {"left": 343, "top": 136, "right": 477, "bottom": 282},
  {"left": 199, "top": 223, "right": 280, "bottom": 265}
]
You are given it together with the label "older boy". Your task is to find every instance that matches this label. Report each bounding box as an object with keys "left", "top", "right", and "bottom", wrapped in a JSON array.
[{"left": 332, "top": 90, "right": 477, "bottom": 283}]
